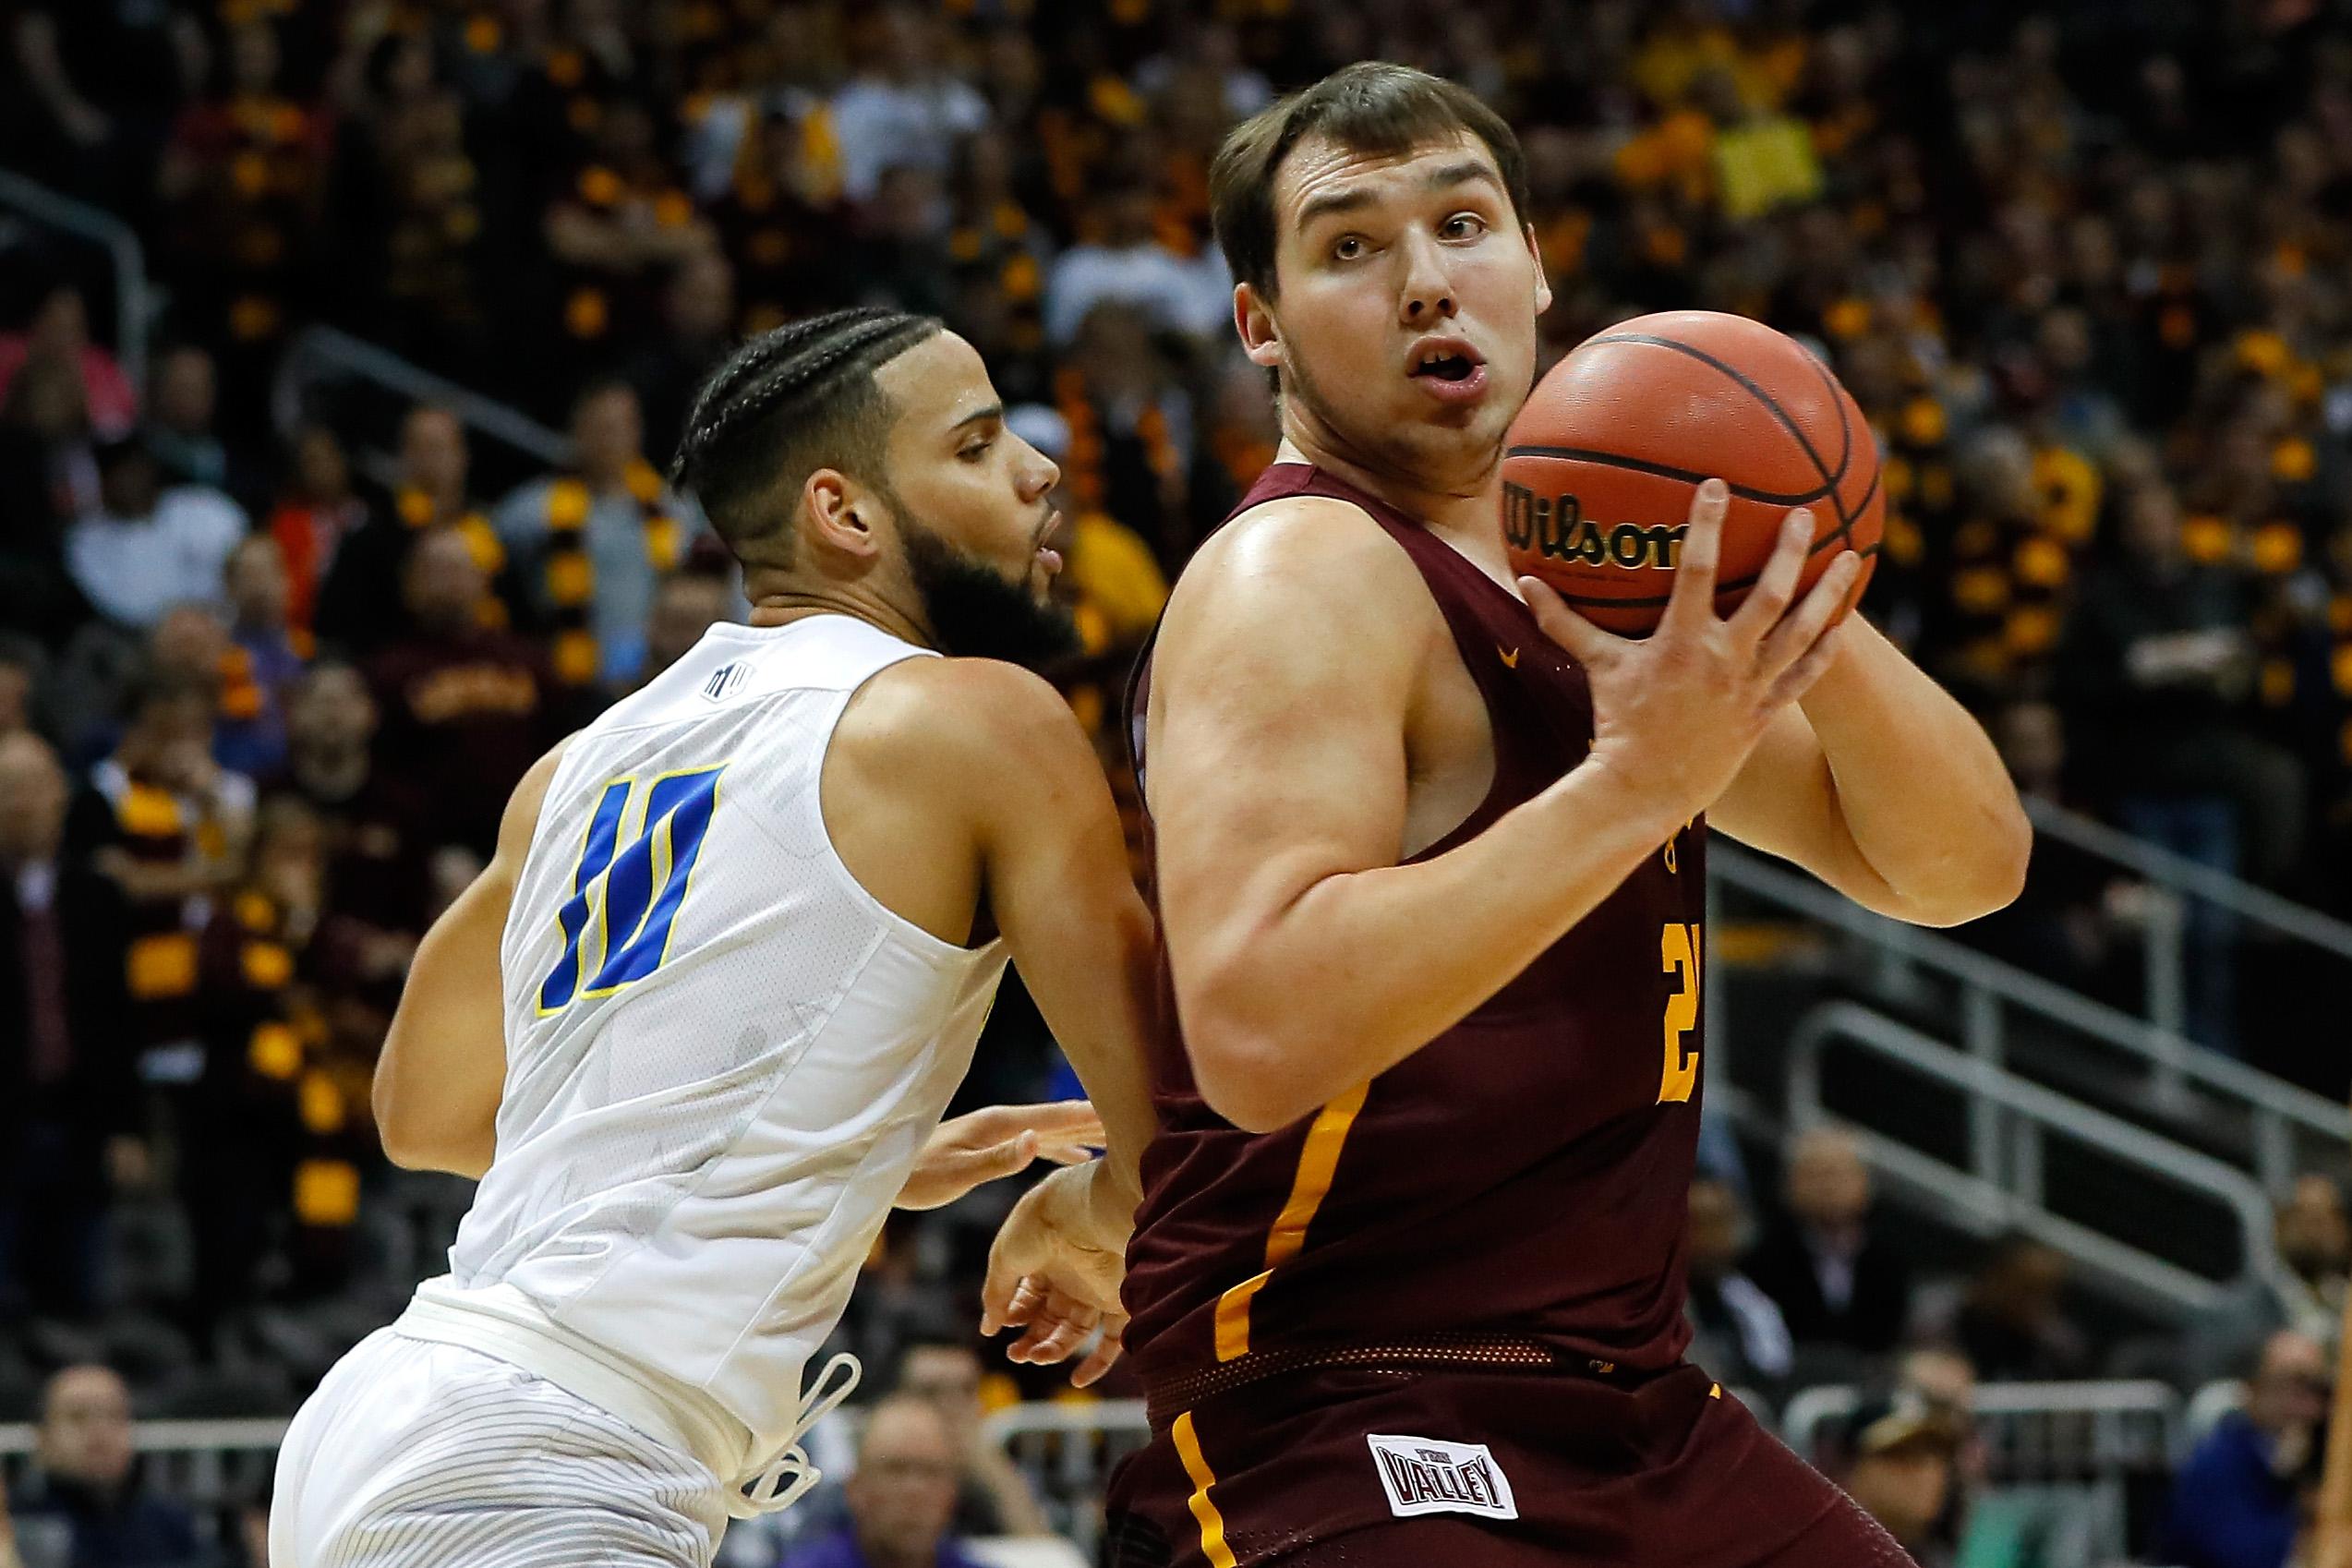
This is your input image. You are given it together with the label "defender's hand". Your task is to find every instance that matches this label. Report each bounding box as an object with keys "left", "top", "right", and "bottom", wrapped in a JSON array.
[
  {"left": 982, "top": 1164, "right": 1128, "bottom": 1388},
  {"left": 1521, "top": 477, "right": 1859, "bottom": 828},
  {"left": 897, "top": 1101, "right": 1103, "bottom": 1212}
]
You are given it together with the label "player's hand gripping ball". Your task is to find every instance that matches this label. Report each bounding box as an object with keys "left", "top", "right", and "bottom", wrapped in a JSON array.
[{"left": 1502, "top": 310, "right": 1883, "bottom": 635}]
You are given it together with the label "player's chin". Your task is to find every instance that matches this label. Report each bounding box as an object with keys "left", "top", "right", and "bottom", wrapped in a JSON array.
[{"left": 1393, "top": 408, "right": 1510, "bottom": 474}]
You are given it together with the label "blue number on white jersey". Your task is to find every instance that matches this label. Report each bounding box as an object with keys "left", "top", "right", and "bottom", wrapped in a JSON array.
[{"left": 537, "top": 765, "right": 726, "bottom": 1012}]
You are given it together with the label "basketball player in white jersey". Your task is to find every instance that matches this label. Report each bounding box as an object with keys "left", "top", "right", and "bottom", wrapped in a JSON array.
[{"left": 271, "top": 307, "right": 1152, "bottom": 1567}]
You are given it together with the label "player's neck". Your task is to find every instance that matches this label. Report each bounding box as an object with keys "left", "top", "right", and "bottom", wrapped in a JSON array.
[
  {"left": 1272, "top": 433, "right": 1514, "bottom": 575},
  {"left": 745, "top": 581, "right": 936, "bottom": 652}
]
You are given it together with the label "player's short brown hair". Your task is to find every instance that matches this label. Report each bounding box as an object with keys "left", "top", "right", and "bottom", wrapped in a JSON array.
[{"left": 1209, "top": 63, "right": 1531, "bottom": 303}]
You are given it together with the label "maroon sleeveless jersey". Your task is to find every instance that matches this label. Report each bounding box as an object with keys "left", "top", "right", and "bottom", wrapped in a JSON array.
[{"left": 1119, "top": 462, "right": 1708, "bottom": 1398}]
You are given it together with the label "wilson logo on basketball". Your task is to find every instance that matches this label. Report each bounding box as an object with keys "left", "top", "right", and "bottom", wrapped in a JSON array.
[{"left": 1502, "top": 480, "right": 1686, "bottom": 572}]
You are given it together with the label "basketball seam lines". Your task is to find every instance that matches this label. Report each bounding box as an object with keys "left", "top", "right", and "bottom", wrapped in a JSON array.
[
  {"left": 1519, "top": 327, "right": 1881, "bottom": 611},
  {"left": 1586, "top": 331, "right": 1865, "bottom": 542},
  {"left": 1838, "top": 444, "right": 1882, "bottom": 549},
  {"left": 1588, "top": 332, "right": 1855, "bottom": 493},
  {"left": 1806, "top": 353, "right": 1863, "bottom": 547}
]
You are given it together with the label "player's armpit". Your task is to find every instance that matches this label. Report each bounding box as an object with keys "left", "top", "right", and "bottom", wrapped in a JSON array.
[{"left": 373, "top": 737, "right": 571, "bottom": 1178}]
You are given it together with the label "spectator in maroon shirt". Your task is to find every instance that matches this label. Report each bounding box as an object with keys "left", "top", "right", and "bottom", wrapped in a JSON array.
[{"left": 366, "top": 529, "right": 554, "bottom": 858}]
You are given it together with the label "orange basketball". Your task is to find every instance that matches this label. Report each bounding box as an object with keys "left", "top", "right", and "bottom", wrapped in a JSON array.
[{"left": 1502, "top": 310, "right": 1881, "bottom": 635}]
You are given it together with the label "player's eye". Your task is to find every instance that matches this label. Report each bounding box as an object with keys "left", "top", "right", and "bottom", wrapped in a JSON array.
[
  {"left": 1332, "top": 235, "right": 1367, "bottom": 261},
  {"left": 1441, "top": 213, "right": 1488, "bottom": 240},
  {"left": 959, "top": 438, "right": 994, "bottom": 461}
]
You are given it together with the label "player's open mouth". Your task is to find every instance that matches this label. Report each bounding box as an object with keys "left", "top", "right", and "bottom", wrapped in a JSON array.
[{"left": 1406, "top": 338, "right": 1488, "bottom": 402}]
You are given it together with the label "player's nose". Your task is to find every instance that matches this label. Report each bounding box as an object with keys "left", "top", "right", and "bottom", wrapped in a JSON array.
[
  {"left": 1017, "top": 444, "right": 1058, "bottom": 501},
  {"left": 1396, "top": 231, "right": 1457, "bottom": 326}
]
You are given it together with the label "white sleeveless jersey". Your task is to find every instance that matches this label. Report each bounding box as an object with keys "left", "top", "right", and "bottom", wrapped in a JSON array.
[{"left": 441, "top": 613, "right": 1007, "bottom": 1469}]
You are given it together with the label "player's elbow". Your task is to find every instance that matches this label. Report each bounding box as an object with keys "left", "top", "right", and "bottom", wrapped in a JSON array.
[
  {"left": 1182, "top": 1006, "right": 1334, "bottom": 1134},
  {"left": 377, "top": 1115, "right": 489, "bottom": 1178},
  {"left": 373, "top": 1097, "right": 439, "bottom": 1172},
  {"left": 373, "top": 1066, "right": 488, "bottom": 1176},
  {"left": 372, "top": 1079, "right": 440, "bottom": 1171},
  {"left": 1906, "top": 803, "right": 2033, "bottom": 927},
  {"left": 1191, "top": 1046, "right": 1316, "bottom": 1134}
]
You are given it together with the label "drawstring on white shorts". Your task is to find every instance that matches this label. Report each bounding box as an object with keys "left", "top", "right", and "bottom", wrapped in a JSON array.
[{"left": 729, "top": 1352, "right": 862, "bottom": 1518}]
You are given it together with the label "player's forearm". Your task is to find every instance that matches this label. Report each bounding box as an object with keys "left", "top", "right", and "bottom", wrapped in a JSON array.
[
  {"left": 1798, "top": 619, "right": 2031, "bottom": 925},
  {"left": 1004, "top": 891, "right": 1155, "bottom": 1208},
  {"left": 1179, "top": 762, "right": 1676, "bottom": 1131}
]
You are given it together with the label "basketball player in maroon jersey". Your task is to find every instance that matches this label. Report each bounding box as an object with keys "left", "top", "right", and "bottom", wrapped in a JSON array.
[{"left": 1092, "top": 64, "right": 2032, "bottom": 1568}]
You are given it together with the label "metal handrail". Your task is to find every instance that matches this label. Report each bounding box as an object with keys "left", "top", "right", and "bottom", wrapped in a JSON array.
[
  {"left": 2026, "top": 796, "right": 2352, "bottom": 960},
  {"left": 1783, "top": 1377, "right": 2180, "bottom": 1564},
  {"left": 1789, "top": 1001, "right": 2282, "bottom": 1319},
  {"left": 1713, "top": 842, "right": 2348, "bottom": 1190},
  {"left": 984, "top": 1400, "right": 1151, "bottom": 1562},
  {"left": 1780, "top": 1378, "right": 2184, "bottom": 1457},
  {"left": 271, "top": 323, "right": 572, "bottom": 467},
  {"left": 982, "top": 1400, "right": 1149, "bottom": 1445},
  {"left": 0, "top": 166, "right": 151, "bottom": 390}
]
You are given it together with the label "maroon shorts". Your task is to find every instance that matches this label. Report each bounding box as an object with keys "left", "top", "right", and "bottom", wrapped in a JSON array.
[{"left": 1103, "top": 1362, "right": 1915, "bottom": 1568}]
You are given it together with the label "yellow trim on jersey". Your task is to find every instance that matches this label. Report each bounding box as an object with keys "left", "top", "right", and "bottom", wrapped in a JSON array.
[
  {"left": 1211, "top": 1271, "right": 1272, "bottom": 1363},
  {"left": 1172, "top": 1411, "right": 1238, "bottom": 1568},
  {"left": 1212, "top": 1081, "right": 1369, "bottom": 1362}
]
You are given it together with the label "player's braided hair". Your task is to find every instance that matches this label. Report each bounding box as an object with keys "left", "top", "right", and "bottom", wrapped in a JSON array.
[{"left": 670, "top": 306, "right": 942, "bottom": 566}]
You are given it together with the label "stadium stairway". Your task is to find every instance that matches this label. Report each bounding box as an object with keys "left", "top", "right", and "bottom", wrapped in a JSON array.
[{"left": 1709, "top": 808, "right": 2352, "bottom": 1365}]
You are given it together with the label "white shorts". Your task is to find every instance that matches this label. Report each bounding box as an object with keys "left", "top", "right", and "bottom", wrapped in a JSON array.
[{"left": 271, "top": 1328, "right": 733, "bottom": 1568}]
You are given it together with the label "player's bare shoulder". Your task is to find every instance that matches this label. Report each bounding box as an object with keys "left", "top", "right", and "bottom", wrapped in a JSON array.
[
  {"left": 825, "top": 651, "right": 1111, "bottom": 947},
  {"left": 1158, "top": 492, "right": 1445, "bottom": 688},
  {"left": 1167, "top": 493, "right": 1429, "bottom": 631},
  {"left": 832, "top": 653, "right": 1092, "bottom": 791}
]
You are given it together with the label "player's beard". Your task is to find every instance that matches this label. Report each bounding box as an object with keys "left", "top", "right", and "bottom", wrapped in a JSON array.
[{"left": 898, "top": 508, "right": 1080, "bottom": 671}]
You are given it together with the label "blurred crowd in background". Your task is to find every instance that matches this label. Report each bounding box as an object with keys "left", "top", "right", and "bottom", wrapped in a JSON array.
[{"left": 6, "top": 0, "right": 2352, "bottom": 1563}]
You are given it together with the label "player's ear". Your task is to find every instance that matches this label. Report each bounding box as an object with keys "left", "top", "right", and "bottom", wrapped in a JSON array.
[
  {"left": 1236, "top": 283, "right": 1283, "bottom": 370},
  {"left": 1525, "top": 223, "right": 1553, "bottom": 317},
  {"left": 802, "top": 469, "right": 880, "bottom": 561}
]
